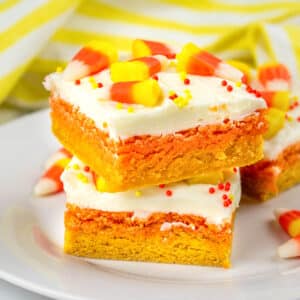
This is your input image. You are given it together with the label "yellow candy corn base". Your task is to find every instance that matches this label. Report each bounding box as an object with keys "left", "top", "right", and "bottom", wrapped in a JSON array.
[
  {"left": 241, "top": 142, "right": 300, "bottom": 201},
  {"left": 64, "top": 204, "right": 235, "bottom": 268},
  {"left": 50, "top": 97, "right": 266, "bottom": 192}
]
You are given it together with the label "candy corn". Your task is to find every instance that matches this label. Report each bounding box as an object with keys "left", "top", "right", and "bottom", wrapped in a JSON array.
[
  {"left": 263, "top": 107, "right": 285, "bottom": 139},
  {"left": 260, "top": 90, "right": 290, "bottom": 111},
  {"left": 63, "top": 41, "right": 118, "bottom": 81},
  {"left": 44, "top": 148, "right": 72, "bottom": 170},
  {"left": 34, "top": 150, "right": 72, "bottom": 196},
  {"left": 274, "top": 208, "right": 300, "bottom": 238},
  {"left": 177, "top": 43, "right": 243, "bottom": 82},
  {"left": 258, "top": 63, "right": 291, "bottom": 91},
  {"left": 110, "top": 79, "right": 162, "bottom": 107},
  {"left": 110, "top": 55, "right": 168, "bottom": 82},
  {"left": 278, "top": 235, "right": 300, "bottom": 258},
  {"left": 132, "top": 39, "right": 176, "bottom": 59}
]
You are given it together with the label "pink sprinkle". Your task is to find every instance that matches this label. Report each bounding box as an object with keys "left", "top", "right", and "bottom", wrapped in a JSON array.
[
  {"left": 152, "top": 75, "right": 159, "bottom": 81},
  {"left": 222, "top": 194, "right": 228, "bottom": 200},
  {"left": 75, "top": 79, "right": 81, "bottom": 85},
  {"left": 159, "top": 184, "right": 166, "bottom": 188},
  {"left": 84, "top": 166, "right": 90, "bottom": 172},
  {"left": 98, "top": 82, "right": 103, "bottom": 88}
]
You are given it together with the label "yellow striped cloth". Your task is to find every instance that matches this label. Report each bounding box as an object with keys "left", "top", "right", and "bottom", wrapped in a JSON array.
[{"left": 1, "top": 0, "right": 300, "bottom": 122}]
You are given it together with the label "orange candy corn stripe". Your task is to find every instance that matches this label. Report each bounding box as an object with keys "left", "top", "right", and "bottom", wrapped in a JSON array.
[
  {"left": 177, "top": 43, "right": 243, "bottom": 82},
  {"left": 63, "top": 41, "right": 118, "bottom": 81},
  {"left": 275, "top": 208, "right": 300, "bottom": 238},
  {"left": 34, "top": 149, "right": 72, "bottom": 196},
  {"left": 110, "top": 79, "right": 161, "bottom": 107},
  {"left": 258, "top": 63, "right": 291, "bottom": 91},
  {"left": 132, "top": 39, "right": 176, "bottom": 59},
  {"left": 110, "top": 56, "right": 167, "bottom": 82},
  {"left": 278, "top": 235, "right": 300, "bottom": 258}
]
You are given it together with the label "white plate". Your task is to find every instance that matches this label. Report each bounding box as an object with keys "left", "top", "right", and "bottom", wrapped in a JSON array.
[{"left": 0, "top": 110, "right": 299, "bottom": 300}]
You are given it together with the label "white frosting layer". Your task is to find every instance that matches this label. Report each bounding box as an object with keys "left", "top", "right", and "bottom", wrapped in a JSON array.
[
  {"left": 61, "top": 157, "right": 241, "bottom": 225},
  {"left": 264, "top": 105, "right": 300, "bottom": 160},
  {"left": 45, "top": 70, "right": 266, "bottom": 140}
]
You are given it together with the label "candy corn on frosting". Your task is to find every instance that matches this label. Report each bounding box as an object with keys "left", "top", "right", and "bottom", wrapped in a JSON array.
[
  {"left": 240, "top": 63, "right": 300, "bottom": 201},
  {"left": 44, "top": 40, "right": 266, "bottom": 192},
  {"left": 62, "top": 157, "right": 241, "bottom": 268}
]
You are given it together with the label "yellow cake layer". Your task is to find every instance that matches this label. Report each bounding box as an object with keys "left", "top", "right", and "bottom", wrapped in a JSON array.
[{"left": 64, "top": 205, "right": 234, "bottom": 268}]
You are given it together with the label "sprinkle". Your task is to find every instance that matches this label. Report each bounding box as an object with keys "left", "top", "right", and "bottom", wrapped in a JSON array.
[
  {"left": 184, "top": 78, "right": 190, "bottom": 85},
  {"left": 166, "top": 190, "right": 173, "bottom": 197},
  {"left": 76, "top": 173, "right": 88, "bottom": 183},
  {"left": 209, "top": 187, "right": 215, "bottom": 194},
  {"left": 223, "top": 118, "right": 230, "bottom": 124},
  {"left": 89, "top": 77, "right": 98, "bottom": 89},
  {"left": 56, "top": 66, "right": 63, "bottom": 73},
  {"left": 84, "top": 166, "right": 90, "bottom": 172},
  {"left": 297, "top": 117, "right": 300, "bottom": 122},
  {"left": 221, "top": 80, "right": 227, "bottom": 86},
  {"left": 98, "top": 82, "right": 103, "bottom": 88},
  {"left": 102, "top": 121, "right": 108, "bottom": 128},
  {"left": 184, "top": 89, "right": 192, "bottom": 98},
  {"left": 72, "top": 164, "right": 80, "bottom": 170},
  {"left": 209, "top": 106, "right": 218, "bottom": 112},
  {"left": 235, "top": 81, "right": 242, "bottom": 87},
  {"left": 179, "top": 71, "right": 187, "bottom": 81},
  {"left": 225, "top": 182, "right": 231, "bottom": 191},
  {"left": 75, "top": 79, "right": 81, "bottom": 85},
  {"left": 159, "top": 184, "right": 166, "bottom": 188},
  {"left": 233, "top": 167, "right": 238, "bottom": 173},
  {"left": 173, "top": 96, "right": 189, "bottom": 108},
  {"left": 255, "top": 90, "right": 261, "bottom": 98},
  {"left": 127, "top": 106, "right": 134, "bottom": 113},
  {"left": 220, "top": 104, "right": 228, "bottom": 110},
  {"left": 227, "top": 85, "right": 233, "bottom": 92},
  {"left": 96, "top": 177, "right": 107, "bottom": 192},
  {"left": 169, "top": 93, "right": 178, "bottom": 100},
  {"left": 135, "top": 190, "right": 142, "bottom": 197},
  {"left": 152, "top": 75, "right": 159, "bottom": 81},
  {"left": 223, "top": 199, "right": 232, "bottom": 207},
  {"left": 218, "top": 183, "right": 224, "bottom": 190},
  {"left": 170, "top": 61, "right": 177, "bottom": 68},
  {"left": 246, "top": 86, "right": 253, "bottom": 93},
  {"left": 116, "top": 103, "right": 123, "bottom": 110},
  {"left": 222, "top": 194, "right": 228, "bottom": 200}
]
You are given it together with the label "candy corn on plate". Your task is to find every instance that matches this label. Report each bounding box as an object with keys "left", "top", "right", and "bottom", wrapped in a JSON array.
[{"left": 0, "top": 110, "right": 299, "bottom": 300}]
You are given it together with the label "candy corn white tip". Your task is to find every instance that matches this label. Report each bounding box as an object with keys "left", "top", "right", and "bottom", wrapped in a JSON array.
[
  {"left": 216, "top": 63, "right": 244, "bottom": 83},
  {"left": 34, "top": 178, "right": 58, "bottom": 196},
  {"left": 278, "top": 238, "right": 300, "bottom": 258},
  {"left": 266, "top": 80, "right": 290, "bottom": 92},
  {"left": 63, "top": 60, "right": 89, "bottom": 81},
  {"left": 274, "top": 208, "right": 289, "bottom": 220}
]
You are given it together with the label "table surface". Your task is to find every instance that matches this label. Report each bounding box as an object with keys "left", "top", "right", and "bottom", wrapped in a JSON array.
[{"left": 0, "top": 279, "right": 50, "bottom": 299}]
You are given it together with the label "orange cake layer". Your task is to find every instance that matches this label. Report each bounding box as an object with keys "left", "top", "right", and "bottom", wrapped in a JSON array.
[
  {"left": 64, "top": 204, "right": 234, "bottom": 268},
  {"left": 51, "top": 97, "right": 266, "bottom": 192},
  {"left": 241, "top": 141, "right": 300, "bottom": 201}
]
